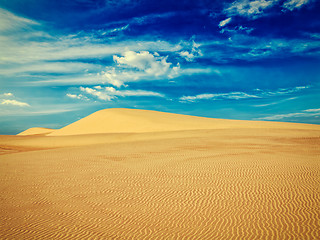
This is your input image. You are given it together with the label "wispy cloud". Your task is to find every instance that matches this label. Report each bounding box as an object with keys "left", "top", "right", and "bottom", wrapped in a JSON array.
[
  {"left": 257, "top": 108, "right": 320, "bottom": 120},
  {"left": 100, "top": 24, "right": 130, "bottom": 35},
  {"left": 1, "top": 62, "right": 102, "bottom": 75},
  {"left": 223, "top": 0, "right": 312, "bottom": 19},
  {"left": 0, "top": 8, "right": 39, "bottom": 33},
  {"left": 180, "top": 92, "right": 260, "bottom": 102},
  {"left": 261, "top": 86, "right": 310, "bottom": 96},
  {"left": 1, "top": 99, "right": 30, "bottom": 107},
  {"left": 224, "top": 0, "right": 278, "bottom": 19},
  {"left": 303, "top": 108, "right": 320, "bottom": 112},
  {"left": 253, "top": 97, "right": 297, "bottom": 107},
  {"left": 201, "top": 35, "right": 320, "bottom": 63},
  {"left": 282, "top": 0, "right": 311, "bottom": 11},
  {"left": 180, "top": 86, "right": 310, "bottom": 103},
  {"left": 1, "top": 92, "right": 13, "bottom": 97},
  {"left": 219, "top": 17, "right": 232, "bottom": 27}
]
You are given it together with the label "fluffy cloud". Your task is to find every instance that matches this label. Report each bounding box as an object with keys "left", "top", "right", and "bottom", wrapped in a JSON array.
[
  {"left": 179, "top": 51, "right": 196, "bottom": 62},
  {"left": 1, "top": 99, "right": 30, "bottom": 107},
  {"left": 80, "top": 87, "right": 114, "bottom": 101},
  {"left": 180, "top": 92, "right": 260, "bottom": 102},
  {"left": 102, "top": 51, "right": 180, "bottom": 86},
  {"left": 219, "top": 17, "right": 232, "bottom": 27},
  {"left": 113, "top": 51, "right": 172, "bottom": 76},
  {"left": 178, "top": 39, "right": 203, "bottom": 62},
  {"left": 66, "top": 93, "right": 89, "bottom": 100},
  {"left": 76, "top": 86, "right": 165, "bottom": 101}
]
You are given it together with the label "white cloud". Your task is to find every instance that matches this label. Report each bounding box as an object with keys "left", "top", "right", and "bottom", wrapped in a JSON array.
[
  {"left": 75, "top": 86, "right": 165, "bottom": 101},
  {"left": 257, "top": 108, "right": 320, "bottom": 120},
  {"left": 180, "top": 86, "right": 310, "bottom": 103},
  {"left": 66, "top": 93, "right": 89, "bottom": 100},
  {"left": 282, "top": 0, "right": 310, "bottom": 10},
  {"left": 179, "top": 51, "right": 195, "bottom": 62},
  {"left": 225, "top": 0, "right": 278, "bottom": 18},
  {"left": 180, "top": 92, "right": 260, "bottom": 102},
  {"left": 0, "top": 9, "right": 180, "bottom": 66},
  {"left": 102, "top": 51, "right": 180, "bottom": 86},
  {"left": 219, "top": 17, "right": 232, "bottom": 27},
  {"left": 303, "top": 108, "right": 320, "bottom": 112},
  {"left": 66, "top": 93, "right": 80, "bottom": 99},
  {"left": 0, "top": 8, "right": 39, "bottom": 33},
  {"left": 0, "top": 62, "right": 103, "bottom": 77},
  {"left": 105, "top": 87, "right": 165, "bottom": 97},
  {"left": 1, "top": 93, "right": 13, "bottom": 97},
  {"left": 178, "top": 39, "right": 203, "bottom": 62},
  {"left": 253, "top": 97, "right": 297, "bottom": 107},
  {"left": 223, "top": 0, "right": 311, "bottom": 19},
  {"left": 1, "top": 99, "right": 30, "bottom": 107},
  {"left": 263, "top": 86, "right": 310, "bottom": 96},
  {"left": 113, "top": 51, "right": 171, "bottom": 75},
  {"left": 101, "top": 24, "right": 129, "bottom": 35},
  {"left": 258, "top": 112, "right": 304, "bottom": 120},
  {"left": 80, "top": 87, "right": 114, "bottom": 101}
]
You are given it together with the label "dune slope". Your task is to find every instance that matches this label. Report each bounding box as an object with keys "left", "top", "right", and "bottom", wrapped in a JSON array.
[
  {"left": 48, "top": 108, "right": 320, "bottom": 136},
  {"left": 1, "top": 127, "right": 320, "bottom": 239},
  {"left": 18, "top": 127, "right": 56, "bottom": 136}
]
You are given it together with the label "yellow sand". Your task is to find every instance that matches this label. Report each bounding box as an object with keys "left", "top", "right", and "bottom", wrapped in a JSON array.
[
  {"left": 1, "top": 108, "right": 320, "bottom": 239},
  {"left": 44, "top": 108, "right": 319, "bottom": 136},
  {"left": 18, "top": 127, "right": 56, "bottom": 136}
]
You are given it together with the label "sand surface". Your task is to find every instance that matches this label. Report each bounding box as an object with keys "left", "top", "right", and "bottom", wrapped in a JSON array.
[
  {"left": 18, "top": 127, "right": 56, "bottom": 136},
  {"left": 1, "top": 109, "right": 320, "bottom": 239}
]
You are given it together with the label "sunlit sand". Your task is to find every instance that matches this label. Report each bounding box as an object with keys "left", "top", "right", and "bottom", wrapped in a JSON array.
[{"left": 1, "top": 108, "right": 319, "bottom": 239}]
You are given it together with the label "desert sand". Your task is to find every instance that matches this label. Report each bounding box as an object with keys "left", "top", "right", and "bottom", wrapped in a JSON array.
[
  {"left": 0, "top": 108, "right": 320, "bottom": 239},
  {"left": 17, "top": 127, "right": 56, "bottom": 136}
]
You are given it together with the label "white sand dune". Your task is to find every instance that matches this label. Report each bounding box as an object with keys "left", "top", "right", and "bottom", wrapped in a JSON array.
[{"left": 1, "top": 108, "right": 320, "bottom": 239}]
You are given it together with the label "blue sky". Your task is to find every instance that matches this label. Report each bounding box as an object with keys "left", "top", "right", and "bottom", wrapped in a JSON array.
[{"left": 0, "top": 0, "right": 320, "bottom": 134}]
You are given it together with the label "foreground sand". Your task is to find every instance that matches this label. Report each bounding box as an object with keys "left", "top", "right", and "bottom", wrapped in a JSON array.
[{"left": 1, "top": 109, "right": 320, "bottom": 239}]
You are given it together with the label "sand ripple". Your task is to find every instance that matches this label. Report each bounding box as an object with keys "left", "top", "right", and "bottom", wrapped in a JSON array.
[{"left": 1, "top": 129, "right": 320, "bottom": 239}]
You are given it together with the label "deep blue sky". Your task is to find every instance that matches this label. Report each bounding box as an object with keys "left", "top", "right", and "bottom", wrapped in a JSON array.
[{"left": 1, "top": 0, "right": 320, "bottom": 134}]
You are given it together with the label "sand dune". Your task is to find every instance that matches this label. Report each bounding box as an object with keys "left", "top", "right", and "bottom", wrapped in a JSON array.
[
  {"left": 18, "top": 127, "right": 56, "bottom": 136},
  {"left": 48, "top": 108, "right": 320, "bottom": 136},
  {"left": 1, "top": 108, "right": 320, "bottom": 239}
]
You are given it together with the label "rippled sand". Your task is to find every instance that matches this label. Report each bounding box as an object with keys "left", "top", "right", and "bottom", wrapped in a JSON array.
[{"left": 1, "top": 109, "right": 320, "bottom": 239}]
